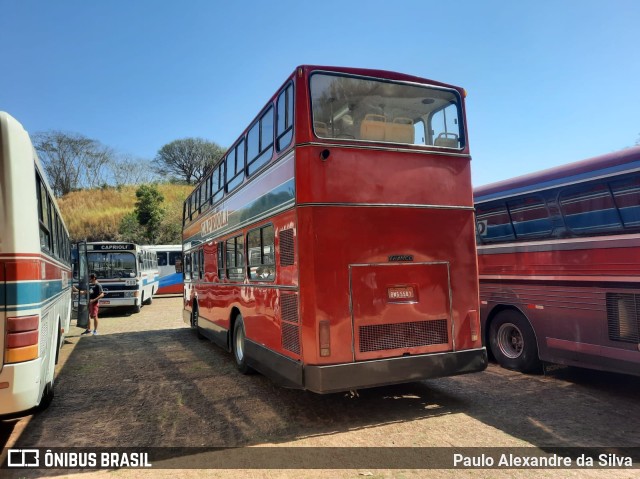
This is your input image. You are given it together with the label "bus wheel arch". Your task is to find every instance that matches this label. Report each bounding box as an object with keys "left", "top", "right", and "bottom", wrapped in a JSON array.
[
  {"left": 487, "top": 307, "right": 541, "bottom": 373},
  {"left": 55, "top": 317, "right": 62, "bottom": 365}
]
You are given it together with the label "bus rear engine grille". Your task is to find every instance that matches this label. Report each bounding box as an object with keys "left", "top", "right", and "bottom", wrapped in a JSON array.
[
  {"left": 281, "top": 322, "right": 300, "bottom": 355},
  {"left": 359, "top": 319, "right": 448, "bottom": 352},
  {"left": 606, "top": 293, "right": 640, "bottom": 343}
]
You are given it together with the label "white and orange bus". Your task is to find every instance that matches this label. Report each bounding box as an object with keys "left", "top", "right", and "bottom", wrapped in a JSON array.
[{"left": 0, "top": 112, "right": 72, "bottom": 416}]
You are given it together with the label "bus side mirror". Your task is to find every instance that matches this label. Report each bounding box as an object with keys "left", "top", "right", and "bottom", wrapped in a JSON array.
[{"left": 175, "top": 259, "right": 183, "bottom": 273}]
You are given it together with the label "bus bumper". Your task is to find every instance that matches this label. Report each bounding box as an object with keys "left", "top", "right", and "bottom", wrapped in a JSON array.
[
  {"left": 97, "top": 298, "right": 139, "bottom": 308},
  {"left": 303, "top": 347, "right": 488, "bottom": 394},
  {"left": 0, "top": 359, "right": 43, "bottom": 417}
]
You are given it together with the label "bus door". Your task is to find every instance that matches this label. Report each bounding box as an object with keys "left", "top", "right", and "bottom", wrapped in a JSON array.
[{"left": 76, "top": 241, "right": 90, "bottom": 329}]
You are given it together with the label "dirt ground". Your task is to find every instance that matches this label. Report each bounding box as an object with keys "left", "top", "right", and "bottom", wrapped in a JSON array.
[{"left": 1, "top": 296, "right": 639, "bottom": 479}]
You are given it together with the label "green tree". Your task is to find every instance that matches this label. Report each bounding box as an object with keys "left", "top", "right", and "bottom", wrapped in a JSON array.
[
  {"left": 136, "top": 184, "right": 165, "bottom": 243},
  {"left": 154, "top": 138, "right": 226, "bottom": 184},
  {"left": 117, "top": 211, "right": 145, "bottom": 243}
]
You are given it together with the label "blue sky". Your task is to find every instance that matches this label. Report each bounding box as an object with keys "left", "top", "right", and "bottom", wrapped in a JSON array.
[{"left": 1, "top": 0, "right": 638, "bottom": 187}]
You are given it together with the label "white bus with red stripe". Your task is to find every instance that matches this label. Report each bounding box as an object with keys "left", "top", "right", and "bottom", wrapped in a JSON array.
[{"left": 0, "top": 112, "right": 72, "bottom": 416}]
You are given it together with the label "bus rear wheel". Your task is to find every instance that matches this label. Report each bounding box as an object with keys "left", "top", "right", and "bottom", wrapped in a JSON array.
[
  {"left": 489, "top": 310, "right": 541, "bottom": 373},
  {"left": 232, "top": 314, "right": 252, "bottom": 375}
]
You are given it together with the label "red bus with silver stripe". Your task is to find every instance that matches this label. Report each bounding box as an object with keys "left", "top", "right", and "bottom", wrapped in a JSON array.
[{"left": 182, "top": 66, "right": 487, "bottom": 393}]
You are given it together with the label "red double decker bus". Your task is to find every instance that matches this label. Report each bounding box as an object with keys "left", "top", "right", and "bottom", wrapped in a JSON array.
[
  {"left": 475, "top": 146, "right": 640, "bottom": 376},
  {"left": 182, "top": 65, "right": 487, "bottom": 393}
]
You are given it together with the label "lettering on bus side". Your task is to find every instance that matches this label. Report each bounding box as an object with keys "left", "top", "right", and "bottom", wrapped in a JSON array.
[{"left": 201, "top": 209, "right": 229, "bottom": 238}]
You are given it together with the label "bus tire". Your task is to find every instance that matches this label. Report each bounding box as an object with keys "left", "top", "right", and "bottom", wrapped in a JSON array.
[
  {"left": 132, "top": 302, "right": 141, "bottom": 314},
  {"left": 38, "top": 381, "right": 54, "bottom": 411},
  {"left": 232, "top": 314, "right": 252, "bottom": 374},
  {"left": 489, "top": 310, "right": 541, "bottom": 373},
  {"left": 144, "top": 293, "right": 153, "bottom": 305}
]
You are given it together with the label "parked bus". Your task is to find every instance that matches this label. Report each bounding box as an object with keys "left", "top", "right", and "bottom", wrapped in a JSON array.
[
  {"left": 474, "top": 146, "right": 640, "bottom": 376},
  {"left": 0, "top": 112, "right": 72, "bottom": 416},
  {"left": 142, "top": 245, "right": 183, "bottom": 294},
  {"left": 83, "top": 242, "right": 159, "bottom": 313},
  {"left": 182, "top": 65, "right": 487, "bottom": 393}
]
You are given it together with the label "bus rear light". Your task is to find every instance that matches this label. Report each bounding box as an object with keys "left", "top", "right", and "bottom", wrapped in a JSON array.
[
  {"left": 5, "top": 345, "right": 38, "bottom": 363},
  {"left": 7, "top": 330, "right": 39, "bottom": 348},
  {"left": 7, "top": 315, "right": 39, "bottom": 332},
  {"left": 468, "top": 310, "right": 479, "bottom": 342},
  {"left": 319, "top": 320, "right": 331, "bottom": 357},
  {"left": 5, "top": 315, "right": 39, "bottom": 363}
]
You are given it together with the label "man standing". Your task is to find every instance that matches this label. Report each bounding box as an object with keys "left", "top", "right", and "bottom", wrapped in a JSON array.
[{"left": 82, "top": 273, "right": 104, "bottom": 336}]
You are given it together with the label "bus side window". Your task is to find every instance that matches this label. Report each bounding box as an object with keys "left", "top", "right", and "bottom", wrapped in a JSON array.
[
  {"left": 507, "top": 196, "right": 553, "bottom": 239},
  {"left": 217, "top": 243, "right": 225, "bottom": 281},
  {"left": 248, "top": 225, "right": 275, "bottom": 281},
  {"left": 169, "top": 251, "right": 182, "bottom": 266},
  {"left": 475, "top": 202, "right": 515, "bottom": 243},
  {"left": 276, "top": 83, "right": 294, "bottom": 151},
  {"left": 247, "top": 106, "right": 274, "bottom": 176},
  {"left": 199, "top": 249, "right": 204, "bottom": 280},
  {"left": 184, "top": 254, "right": 192, "bottom": 280},
  {"left": 226, "top": 235, "right": 244, "bottom": 281},
  {"left": 610, "top": 174, "right": 640, "bottom": 228},
  {"left": 559, "top": 183, "right": 622, "bottom": 234}
]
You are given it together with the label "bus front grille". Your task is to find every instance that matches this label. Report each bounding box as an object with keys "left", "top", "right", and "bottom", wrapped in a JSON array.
[
  {"left": 104, "top": 292, "right": 125, "bottom": 298},
  {"left": 359, "top": 319, "right": 448, "bottom": 352},
  {"left": 607, "top": 293, "right": 640, "bottom": 343}
]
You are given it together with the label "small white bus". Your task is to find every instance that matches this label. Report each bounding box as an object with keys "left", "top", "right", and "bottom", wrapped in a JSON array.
[{"left": 84, "top": 242, "right": 159, "bottom": 313}]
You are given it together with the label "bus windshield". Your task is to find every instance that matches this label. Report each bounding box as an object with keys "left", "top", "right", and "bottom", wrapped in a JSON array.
[
  {"left": 310, "top": 72, "right": 464, "bottom": 148},
  {"left": 88, "top": 252, "right": 137, "bottom": 279}
]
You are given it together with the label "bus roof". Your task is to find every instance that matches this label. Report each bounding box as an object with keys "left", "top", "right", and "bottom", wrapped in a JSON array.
[{"left": 474, "top": 146, "right": 640, "bottom": 203}]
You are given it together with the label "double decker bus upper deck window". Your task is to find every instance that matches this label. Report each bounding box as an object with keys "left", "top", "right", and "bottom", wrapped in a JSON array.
[{"left": 310, "top": 73, "right": 464, "bottom": 148}]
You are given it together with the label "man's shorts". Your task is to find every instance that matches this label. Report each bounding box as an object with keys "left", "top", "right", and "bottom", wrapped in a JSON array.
[{"left": 89, "top": 301, "right": 100, "bottom": 317}]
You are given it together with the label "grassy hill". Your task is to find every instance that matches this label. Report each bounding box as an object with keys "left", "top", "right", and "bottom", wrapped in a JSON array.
[{"left": 58, "top": 183, "right": 193, "bottom": 243}]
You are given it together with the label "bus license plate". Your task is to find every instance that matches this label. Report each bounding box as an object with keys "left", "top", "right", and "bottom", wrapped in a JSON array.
[
  {"left": 100, "top": 300, "right": 110, "bottom": 305},
  {"left": 388, "top": 286, "right": 416, "bottom": 301}
]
